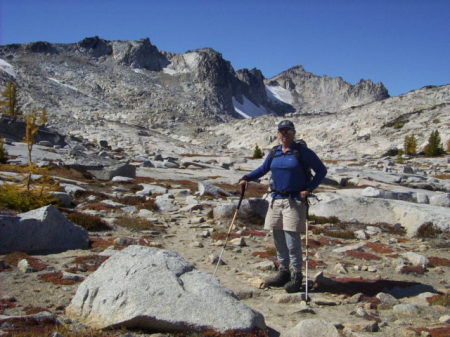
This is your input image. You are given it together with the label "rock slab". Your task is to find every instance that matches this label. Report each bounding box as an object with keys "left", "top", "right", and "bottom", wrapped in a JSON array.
[
  {"left": 0, "top": 205, "right": 89, "bottom": 254},
  {"left": 66, "top": 245, "right": 265, "bottom": 332}
]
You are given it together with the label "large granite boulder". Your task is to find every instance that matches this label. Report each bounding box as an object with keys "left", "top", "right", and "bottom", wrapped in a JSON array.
[
  {"left": 310, "top": 193, "right": 450, "bottom": 236},
  {"left": 66, "top": 245, "right": 265, "bottom": 333},
  {"left": 0, "top": 205, "right": 89, "bottom": 254}
]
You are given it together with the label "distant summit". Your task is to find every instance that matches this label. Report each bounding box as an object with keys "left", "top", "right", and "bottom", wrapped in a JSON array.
[{"left": 0, "top": 36, "right": 388, "bottom": 133}]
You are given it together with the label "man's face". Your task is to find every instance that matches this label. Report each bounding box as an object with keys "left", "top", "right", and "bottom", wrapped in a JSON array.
[{"left": 278, "top": 128, "right": 295, "bottom": 143}]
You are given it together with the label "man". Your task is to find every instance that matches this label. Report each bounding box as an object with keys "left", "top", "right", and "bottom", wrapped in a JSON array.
[{"left": 239, "top": 120, "right": 327, "bottom": 293}]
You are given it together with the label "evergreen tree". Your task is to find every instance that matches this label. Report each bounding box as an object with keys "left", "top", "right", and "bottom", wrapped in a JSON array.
[
  {"left": 0, "top": 81, "right": 21, "bottom": 117},
  {"left": 403, "top": 134, "right": 417, "bottom": 155},
  {"left": 252, "top": 144, "right": 263, "bottom": 159},
  {"left": 424, "top": 130, "right": 445, "bottom": 157},
  {"left": 24, "top": 108, "right": 47, "bottom": 190},
  {"left": 0, "top": 138, "right": 8, "bottom": 164}
]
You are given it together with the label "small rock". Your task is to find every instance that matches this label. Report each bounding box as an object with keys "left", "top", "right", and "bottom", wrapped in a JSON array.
[
  {"left": 355, "top": 230, "right": 369, "bottom": 240},
  {"left": 346, "top": 293, "right": 363, "bottom": 304},
  {"left": 272, "top": 293, "right": 305, "bottom": 304},
  {"left": 190, "top": 241, "right": 204, "bottom": 248},
  {"left": 439, "top": 315, "right": 450, "bottom": 323},
  {"left": 376, "top": 292, "right": 399, "bottom": 309},
  {"left": 367, "top": 266, "right": 377, "bottom": 272},
  {"left": 254, "top": 261, "right": 275, "bottom": 271},
  {"left": 17, "top": 259, "right": 35, "bottom": 273},
  {"left": 344, "top": 321, "right": 379, "bottom": 332},
  {"left": 230, "top": 237, "right": 247, "bottom": 247},
  {"left": 209, "top": 254, "right": 226, "bottom": 265},
  {"left": 355, "top": 307, "right": 368, "bottom": 317},
  {"left": 200, "top": 230, "right": 210, "bottom": 238},
  {"left": 284, "top": 318, "right": 339, "bottom": 337},
  {"left": 334, "top": 263, "right": 348, "bottom": 274},
  {"left": 393, "top": 304, "right": 420, "bottom": 316},
  {"left": 402, "top": 252, "right": 430, "bottom": 268},
  {"left": 61, "top": 271, "right": 85, "bottom": 282}
]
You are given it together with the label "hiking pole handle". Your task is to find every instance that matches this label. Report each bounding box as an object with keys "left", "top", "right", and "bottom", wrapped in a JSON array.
[{"left": 237, "top": 181, "right": 246, "bottom": 209}]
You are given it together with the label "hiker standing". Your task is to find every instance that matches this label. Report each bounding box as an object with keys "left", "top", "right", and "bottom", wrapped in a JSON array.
[{"left": 239, "top": 120, "right": 327, "bottom": 293}]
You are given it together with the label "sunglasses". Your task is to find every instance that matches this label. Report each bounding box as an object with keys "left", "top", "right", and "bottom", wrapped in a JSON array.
[{"left": 278, "top": 128, "right": 295, "bottom": 135}]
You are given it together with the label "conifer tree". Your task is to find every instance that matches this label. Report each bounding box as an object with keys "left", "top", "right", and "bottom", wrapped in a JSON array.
[
  {"left": 24, "top": 108, "right": 47, "bottom": 190},
  {"left": 0, "top": 81, "right": 21, "bottom": 117},
  {"left": 424, "top": 130, "right": 444, "bottom": 157},
  {"left": 403, "top": 134, "right": 417, "bottom": 155},
  {"left": 0, "top": 138, "right": 8, "bottom": 164},
  {"left": 252, "top": 144, "right": 263, "bottom": 159}
]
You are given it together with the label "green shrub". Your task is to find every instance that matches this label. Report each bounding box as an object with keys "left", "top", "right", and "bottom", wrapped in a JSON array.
[
  {"left": 403, "top": 134, "right": 417, "bottom": 155},
  {"left": 252, "top": 144, "right": 263, "bottom": 159},
  {"left": 67, "top": 212, "right": 111, "bottom": 231},
  {"left": 0, "top": 183, "right": 57, "bottom": 211},
  {"left": 424, "top": 130, "right": 445, "bottom": 156},
  {"left": 0, "top": 138, "right": 8, "bottom": 164}
]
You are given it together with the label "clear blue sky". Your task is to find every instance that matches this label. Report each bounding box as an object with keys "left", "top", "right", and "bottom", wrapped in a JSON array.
[{"left": 0, "top": 0, "right": 449, "bottom": 96}]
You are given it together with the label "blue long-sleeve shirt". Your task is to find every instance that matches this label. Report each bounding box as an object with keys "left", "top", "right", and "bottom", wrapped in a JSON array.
[{"left": 244, "top": 144, "right": 327, "bottom": 199}]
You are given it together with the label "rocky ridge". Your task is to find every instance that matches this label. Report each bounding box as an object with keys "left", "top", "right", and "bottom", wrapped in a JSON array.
[{"left": 0, "top": 36, "right": 387, "bottom": 135}]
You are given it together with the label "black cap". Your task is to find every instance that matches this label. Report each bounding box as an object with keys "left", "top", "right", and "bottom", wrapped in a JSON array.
[{"left": 277, "top": 120, "right": 295, "bottom": 130}]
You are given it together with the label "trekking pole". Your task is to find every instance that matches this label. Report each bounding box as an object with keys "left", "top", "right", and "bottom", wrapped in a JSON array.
[
  {"left": 303, "top": 197, "right": 311, "bottom": 303},
  {"left": 303, "top": 194, "right": 319, "bottom": 303},
  {"left": 213, "top": 183, "right": 246, "bottom": 277}
]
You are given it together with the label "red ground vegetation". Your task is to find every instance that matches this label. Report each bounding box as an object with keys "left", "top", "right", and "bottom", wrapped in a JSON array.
[
  {"left": 0, "top": 298, "right": 17, "bottom": 314},
  {"left": 411, "top": 326, "right": 450, "bottom": 337},
  {"left": 428, "top": 256, "right": 450, "bottom": 267},
  {"left": 38, "top": 271, "right": 78, "bottom": 285},
  {"left": 365, "top": 242, "right": 393, "bottom": 254},
  {"left": 345, "top": 249, "right": 382, "bottom": 261},
  {"left": 3, "top": 252, "right": 48, "bottom": 271}
]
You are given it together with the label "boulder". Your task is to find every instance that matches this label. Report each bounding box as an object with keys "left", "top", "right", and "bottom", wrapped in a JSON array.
[
  {"left": 198, "top": 182, "right": 231, "bottom": 197},
  {"left": 402, "top": 252, "right": 430, "bottom": 268},
  {"left": 66, "top": 245, "right": 265, "bottom": 332},
  {"left": 87, "top": 163, "right": 136, "bottom": 181},
  {"left": 0, "top": 205, "right": 89, "bottom": 254},
  {"left": 429, "top": 193, "right": 450, "bottom": 207},
  {"left": 213, "top": 198, "right": 268, "bottom": 221},
  {"left": 136, "top": 184, "right": 168, "bottom": 196},
  {"left": 51, "top": 191, "right": 73, "bottom": 207},
  {"left": 155, "top": 194, "right": 177, "bottom": 212},
  {"left": 311, "top": 193, "right": 450, "bottom": 236}
]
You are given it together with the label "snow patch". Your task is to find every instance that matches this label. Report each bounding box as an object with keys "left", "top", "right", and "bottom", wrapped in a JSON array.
[
  {"left": 232, "top": 96, "right": 271, "bottom": 119},
  {"left": 0, "top": 58, "right": 17, "bottom": 78},
  {"left": 162, "top": 67, "right": 178, "bottom": 75},
  {"left": 266, "top": 84, "right": 294, "bottom": 105},
  {"left": 133, "top": 68, "right": 146, "bottom": 74}
]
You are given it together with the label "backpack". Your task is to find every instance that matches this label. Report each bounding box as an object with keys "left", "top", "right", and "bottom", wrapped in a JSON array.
[{"left": 267, "top": 139, "right": 313, "bottom": 184}]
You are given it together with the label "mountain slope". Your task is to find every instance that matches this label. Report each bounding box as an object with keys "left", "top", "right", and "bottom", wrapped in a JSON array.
[{"left": 0, "top": 37, "right": 387, "bottom": 136}]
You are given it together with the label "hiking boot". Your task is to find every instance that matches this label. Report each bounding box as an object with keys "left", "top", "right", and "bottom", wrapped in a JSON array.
[
  {"left": 284, "top": 271, "right": 303, "bottom": 293},
  {"left": 263, "top": 269, "right": 291, "bottom": 287}
]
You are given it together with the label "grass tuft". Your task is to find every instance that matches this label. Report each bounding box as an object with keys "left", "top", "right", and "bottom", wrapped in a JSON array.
[
  {"left": 427, "top": 294, "right": 450, "bottom": 307},
  {"left": 113, "top": 216, "right": 160, "bottom": 231},
  {"left": 416, "top": 222, "right": 442, "bottom": 238},
  {"left": 67, "top": 212, "right": 111, "bottom": 231}
]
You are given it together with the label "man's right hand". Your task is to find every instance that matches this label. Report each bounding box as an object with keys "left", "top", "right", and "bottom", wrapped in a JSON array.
[{"left": 238, "top": 179, "right": 248, "bottom": 190}]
